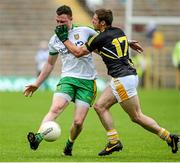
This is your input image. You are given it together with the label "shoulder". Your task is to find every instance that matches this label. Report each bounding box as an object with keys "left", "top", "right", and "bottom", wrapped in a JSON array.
[
  {"left": 72, "top": 24, "right": 97, "bottom": 34},
  {"left": 78, "top": 26, "right": 95, "bottom": 31},
  {"left": 48, "top": 34, "right": 64, "bottom": 55},
  {"left": 110, "top": 26, "right": 125, "bottom": 35},
  {"left": 86, "top": 33, "right": 101, "bottom": 50},
  {"left": 49, "top": 34, "right": 61, "bottom": 47},
  {"left": 73, "top": 24, "right": 94, "bottom": 30}
]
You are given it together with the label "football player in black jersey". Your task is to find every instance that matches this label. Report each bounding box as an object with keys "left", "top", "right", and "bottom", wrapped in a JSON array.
[{"left": 55, "top": 8, "right": 179, "bottom": 156}]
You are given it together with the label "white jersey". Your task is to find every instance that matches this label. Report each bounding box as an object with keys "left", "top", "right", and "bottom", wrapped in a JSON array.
[{"left": 48, "top": 25, "right": 98, "bottom": 80}]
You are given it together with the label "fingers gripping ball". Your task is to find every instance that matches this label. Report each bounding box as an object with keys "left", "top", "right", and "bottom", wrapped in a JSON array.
[
  {"left": 39, "top": 121, "right": 61, "bottom": 142},
  {"left": 55, "top": 25, "right": 68, "bottom": 42}
]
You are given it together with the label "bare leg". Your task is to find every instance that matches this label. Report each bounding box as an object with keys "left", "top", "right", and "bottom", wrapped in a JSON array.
[
  {"left": 27, "top": 94, "right": 69, "bottom": 150},
  {"left": 94, "top": 86, "right": 123, "bottom": 156},
  {"left": 120, "top": 95, "right": 161, "bottom": 134},
  {"left": 70, "top": 103, "right": 89, "bottom": 141},
  {"left": 40, "top": 94, "right": 69, "bottom": 126},
  {"left": 120, "top": 95, "right": 180, "bottom": 154},
  {"left": 63, "top": 102, "right": 89, "bottom": 156},
  {"left": 94, "top": 86, "right": 117, "bottom": 131}
]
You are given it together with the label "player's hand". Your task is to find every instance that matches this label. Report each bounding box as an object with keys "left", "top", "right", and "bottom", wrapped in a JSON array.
[
  {"left": 23, "top": 85, "right": 38, "bottom": 97},
  {"left": 54, "top": 25, "right": 68, "bottom": 43},
  {"left": 129, "top": 40, "right": 144, "bottom": 53}
]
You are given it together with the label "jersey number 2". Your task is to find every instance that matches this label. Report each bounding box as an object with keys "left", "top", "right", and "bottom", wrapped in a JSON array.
[{"left": 112, "top": 36, "right": 128, "bottom": 58}]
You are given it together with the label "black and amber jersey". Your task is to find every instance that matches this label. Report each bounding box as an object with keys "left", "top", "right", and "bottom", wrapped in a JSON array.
[{"left": 85, "top": 26, "right": 137, "bottom": 77}]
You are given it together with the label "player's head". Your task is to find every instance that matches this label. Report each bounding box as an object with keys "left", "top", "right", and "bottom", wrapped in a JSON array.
[
  {"left": 92, "top": 9, "right": 113, "bottom": 31},
  {"left": 56, "top": 5, "right": 73, "bottom": 28}
]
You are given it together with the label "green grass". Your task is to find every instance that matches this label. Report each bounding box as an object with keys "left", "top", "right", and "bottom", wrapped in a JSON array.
[{"left": 0, "top": 89, "right": 180, "bottom": 162}]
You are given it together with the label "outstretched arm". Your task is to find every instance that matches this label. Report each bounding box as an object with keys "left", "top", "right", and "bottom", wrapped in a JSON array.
[
  {"left": 64, "top": 39, "right": 143, "bottom": 57},
  {"left": 63, "top": 40, "right": 89, "bottom": 57}
]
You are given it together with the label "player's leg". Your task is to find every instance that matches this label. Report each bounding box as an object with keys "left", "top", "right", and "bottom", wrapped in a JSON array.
[
  {"left": 27, "top": 94, "right": 70, "bottom": 150},
  {"left": 94, "top": 86, "right": 123, "bottom": 156},
  {"left": 63, "top": 101, "right": 90, "bottom": 156},
  {"left": 121, "top": 95, "right": 179, "bottom": 153},
  {"left": 71, "top": 101, "right": 89, "bottom": 140},
  {"left": 117, "top": 75, "right": 179, "bottom": 153},
  {"left": 121, "top": 95, "right": 163, "bottom": 133},
  {"left": 41, "top": 94, "right": 69, "bottom": 124},
  {"left": 94, "top": 86, "right": 117, "bottom": 131},
  {"left": 120, "top": 95, "right": 179, "bottom": 153},
  {"left": 63, "top": 78, "right": 96, "bottom": 156},
  {"left": 27, "top": 81, "right": 74, "bottom": 151}
]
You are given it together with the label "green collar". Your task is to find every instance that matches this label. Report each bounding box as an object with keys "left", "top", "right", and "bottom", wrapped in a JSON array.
[{"left": 72, "top": 24, "right": 79, "bottom": 29}]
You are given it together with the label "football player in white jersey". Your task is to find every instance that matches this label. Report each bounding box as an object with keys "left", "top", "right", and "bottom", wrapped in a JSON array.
[{"left": 24, "top": 5, "right": 97, "bottom": 156}]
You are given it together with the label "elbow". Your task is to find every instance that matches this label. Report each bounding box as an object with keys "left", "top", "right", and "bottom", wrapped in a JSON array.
[
  {"left": 74, "top": 50, "right": 84, "bottom": 58},
  {"left": 75, "top": 55, "right": 81, "bottom": 58}
]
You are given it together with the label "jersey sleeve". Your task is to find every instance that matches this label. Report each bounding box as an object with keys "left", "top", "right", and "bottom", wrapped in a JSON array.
[
  {"left": 48, "top": 35, "right": 59, "bottom": 55},
  {"left": 85, "top": 34, "right": 100, "bottom": 52}
]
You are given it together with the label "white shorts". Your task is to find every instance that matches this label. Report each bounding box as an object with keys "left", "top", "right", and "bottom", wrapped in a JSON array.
[{"left": 110, "top": 75, "right": 139, "bottom": 103}]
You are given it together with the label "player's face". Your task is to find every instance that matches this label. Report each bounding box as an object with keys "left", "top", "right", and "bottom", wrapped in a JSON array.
[
  {"left": 92, "top": 14, "right": 101, "bottom": 30},
  {"left": 56, "top": 14, "right": 72, "bottom": 29}
]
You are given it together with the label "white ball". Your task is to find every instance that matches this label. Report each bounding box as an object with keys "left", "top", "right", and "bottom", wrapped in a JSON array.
[{"left": 39, "top": 121, "right": 61, "bottom": 142}]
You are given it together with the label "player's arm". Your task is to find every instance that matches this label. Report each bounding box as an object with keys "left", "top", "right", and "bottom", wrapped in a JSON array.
[
  {"left": 54, "top": 25, "right": 90, "bottom": 57},
  {"left": 63, "top": 40, "right": 89, "bottom": 57},
  {"left": 63, "top": 39, "right": 143, "bottom": 57},
  {"left": 24, "top": 54, "right": 58, "bottom": 97},
  {"left": 128, "top": 40, "right": 143, "bottom": 53}
]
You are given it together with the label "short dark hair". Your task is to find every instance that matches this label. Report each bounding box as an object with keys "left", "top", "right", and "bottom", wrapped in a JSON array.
[
  {"left": 95, "top": 9, "right": 113, "bottom": 26},
  {"left": 56, "top": 5, "right": 72, "bottom": 16}
]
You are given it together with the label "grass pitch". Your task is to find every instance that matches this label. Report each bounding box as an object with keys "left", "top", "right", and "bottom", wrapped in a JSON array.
[{"left": 0, "top": 89, "right": 180, "bottom": 162}]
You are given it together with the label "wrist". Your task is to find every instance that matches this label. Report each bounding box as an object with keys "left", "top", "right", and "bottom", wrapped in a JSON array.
[
  {"left": 62, "top": 38, "right": 68, "bottom": 43},
  {"left": 128, "top": 40, "right": 133, "bottom": 45},
  {"left": 34, "top": 82, "right": 40, "bottom": 88}
]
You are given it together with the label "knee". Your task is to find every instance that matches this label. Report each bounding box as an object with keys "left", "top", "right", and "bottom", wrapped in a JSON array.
[
  {"left": 73, "top": 118, "right": 83, "bottom": 128},
  {"left": 130, "top": 113, "right": 143, "bottom": 124},
  {"left": 94, "top": 102, "right": 103, "bottom": 114},
  {"left": 50, "top": 104, "right": 62, "bottom": 115}
]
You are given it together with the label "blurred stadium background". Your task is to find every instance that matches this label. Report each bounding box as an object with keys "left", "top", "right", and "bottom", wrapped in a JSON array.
[{"left": 0, "top": 0, "right": 180, "bottom": 90}]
